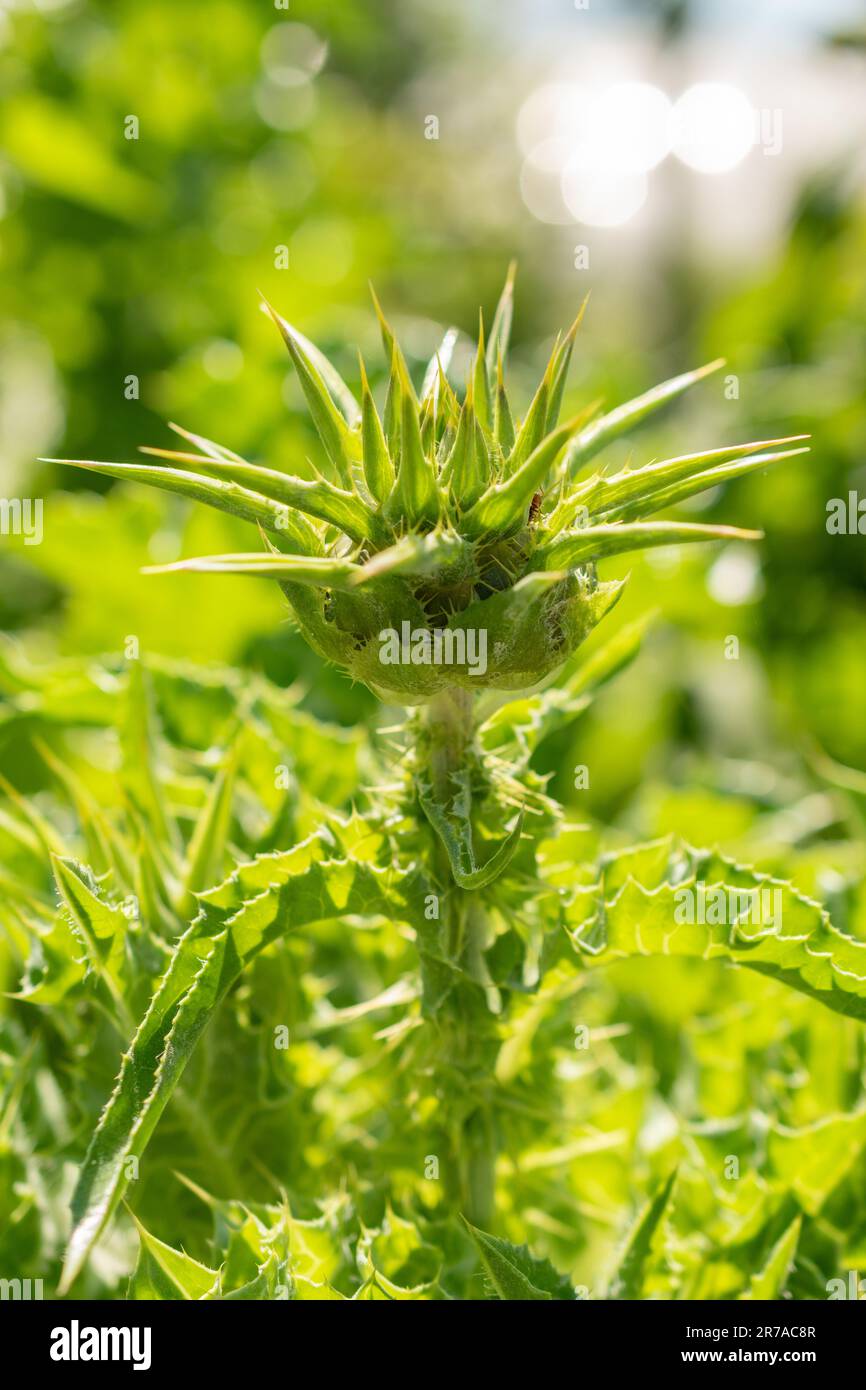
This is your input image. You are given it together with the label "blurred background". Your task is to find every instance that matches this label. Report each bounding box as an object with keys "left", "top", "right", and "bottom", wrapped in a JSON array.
[{"left": 1, "top": 0, "right": 865, "bottom": 814}]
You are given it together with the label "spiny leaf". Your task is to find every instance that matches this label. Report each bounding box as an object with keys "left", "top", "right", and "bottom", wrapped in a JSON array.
[
  {"left": 462, "top": 404, "right": 598, "bottom": 538},
  {"left": 262, "top": 299, "right": 355, "bottom": 485},
  {"left": 740, "top": 1217, "right": 801, "bottom": 1300},
  {"left": 472, "top": 313, "right": 493, "bottom": 429},
  {"left": 493, "top": 353, "right": 515, "bottom": 454},
  {"left": 505, "top": 361, "right": 552, "bottom": 477},
  {"left": 561, "top": 358, "right": 725, "bottom": 480},
  {"left": 129, "top": 1212, "right": 219, "bottom": 1300},
  {"left": 546, "top": 295, "right": 588, "bottom": 430},
  {"left": 358, "top": 352, "right": 395, "bottom": 504},
  {"left": 144, "top": 552, "right": 361, "bottom": 588},
  {"left": 351, "top": 530, "right": 473, "bottom": 585},
  {"left": 462, "top": 1217, "right": 575, "bottom": 1300},
  {"left": 440, "top": 387, "right": 487, "bottom": 509},
  {"left": 138, "top": 445, "right": 378, "bottom": 542},
  {"left": 485, "top": 260, "right": 517, "bottom": 387},
  {"left": 557, "top": 437, "right": 808, "bottom": 528},
  {"left": 46, "top": 458, "right": 320, "bottom": 555},
  {"left": 533, "top": 521, "right": 762, "bottom": 571},
  {"left": 51, "top": 856, "right": 132, "bottom": 1024},
  {"left": 385, "top": 361, "right": 440, "bottom": 527},
  {"left": 604, "top": 446, "right": 809, "bottom": 523},
  {"left": 382, "top": 343, "right": 402, "bottom": 461},
  {"left": 422, "top": 327, "right": 459, "bottom": 403},
  {"left": 417, "top": 781, "right": 524, "bottom": 890},
  {"left": 566, "top": 839, "right": 866, "bottom": 1021},
  {"left": 607, "top": 1170, "right": 678, "bottom": 1299},
  {"left": 369, "top": 284, "right": 417, "bottom": 404},
  {"left": 167, "top": 422, "right": 246, "bottom": 464},
  {"left": 257, "top": 303, "right": 360, "bottom": 427},
  {"left": 59, "top": 834, "right": 414, "bottom": 1292}
]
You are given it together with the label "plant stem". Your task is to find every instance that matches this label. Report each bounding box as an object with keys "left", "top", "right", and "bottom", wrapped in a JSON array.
[{"left": 418, "top": 686, "right": 499, "bottom": 1228}]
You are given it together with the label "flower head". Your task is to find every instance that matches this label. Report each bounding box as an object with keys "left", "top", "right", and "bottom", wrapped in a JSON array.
[{"left": 48, "top": 267, "right": 807, "bottom": 702}]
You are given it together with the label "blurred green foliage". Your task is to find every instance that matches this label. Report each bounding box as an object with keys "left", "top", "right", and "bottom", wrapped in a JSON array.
[{"left": 1, "top": 0, "right": 866, "bottom": 1302}]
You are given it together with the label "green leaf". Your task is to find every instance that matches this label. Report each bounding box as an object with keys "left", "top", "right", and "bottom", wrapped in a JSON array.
[
  {"left": 51, "top": 857, "right": 131, "bottom": 1023},
  {"left": 472, "top": 314, "right": 493, "bottom": 429},
  {"left": 768, "top": 1111, "right": 866, "bottom": 1213},
  {"left": 492, "top": 354, "right": 515, "bottom": 454},
  {"left": 567, "top": 840, "right": 866, "bottom": 1021},
  {"left": 462, "top": 1218, "right": 575, "bottom": 1300},
  {"left": 46, "top": 458, "right": 320, "bottom": 555},
  {"left": 546, "top": 296, "right": 588, "bottom": 430},
  {"left": 59, "top": 833, "right": 413, "bottom": 1292},
  {"left": 385, "top": 364, "right": 440, "bottom": 527},
  {"left": 120, "top": 662, "right": 182, "bottom": 860},
  {"left": 351, "top": 530, "right": 474, "bottom": 586},
  {"left": 440, "top": 388, "right": 489, "bottom": 510},
  {"left": 35, "top": 738, "right": 134, "bottom": 884},
  {"left": 139, "top": 445, "right": 377, "bottom": 543},
  {"left": 262, "top": 300, "right": 356, "bottom": 485},
  {"left": 417, "top": 779, "right": 524, "bottom": 890},
  {"left": 462, "top": 405, "right": 598, "bottom": 538},
  {"left": 740, "top": 1217, "right": 801, "bottom": 1300},
  {"left": 166, "top": 421, "right": 246, "bottom": 464},
  {"left": 504, "top": 366, "right": 552, "bottom": 477},
  {"left": 533, "top": 521, "right": 763, "bottom": 571},
  {"left": 358, "top": 353, "right": 395, "bottom": 504},
  {"left": 607, "top": 1170, "right": 678, "bottom": 1299},
  {"left": 557, "top": 437, "right": 808, "bottom": 528},
  {"left": 369, "top": 285, "right": 417, "bottom": 405},
  {"left": 144, "top": 552, "right": 361, "bottom": 588},
  {"left": 421, "top": 326, "right": 459, "bottom": 403},
  {"left": 129, "top": 1213, "right": 219, "bottom": 1300},
  {"left": 561, "top": 358, "right": 725, "bottom": 480},
  {"left": 181, "top": 740, "right": 240, "bottom": 899},
  {"left": 259, "top": 303, "right": 361, "bottom": 427},
  {"left": 605, "top": 446, "right": 808, "bottom": 522},
  {"left": 485, "top": 260, "right": 517, "bottom": 387}
]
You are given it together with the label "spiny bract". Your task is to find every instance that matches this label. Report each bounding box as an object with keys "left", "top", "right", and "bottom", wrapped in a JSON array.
[{"left": 49, "top": 266, "right": 808, "bottom": 702}]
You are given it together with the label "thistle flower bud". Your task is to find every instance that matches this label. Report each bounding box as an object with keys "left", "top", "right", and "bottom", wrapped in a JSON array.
[{"left": 47, "top": 268, "right": 808, "bottom": 703}]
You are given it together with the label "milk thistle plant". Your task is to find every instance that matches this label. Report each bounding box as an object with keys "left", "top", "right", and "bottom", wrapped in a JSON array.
[{"left": 31, "top": 268, "right": 866, "bottom": 1300}]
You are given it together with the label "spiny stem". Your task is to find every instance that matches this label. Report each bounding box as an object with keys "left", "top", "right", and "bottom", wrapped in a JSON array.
[{"left": 417, "top": 687, "right": 498, "bottom": 1228}]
